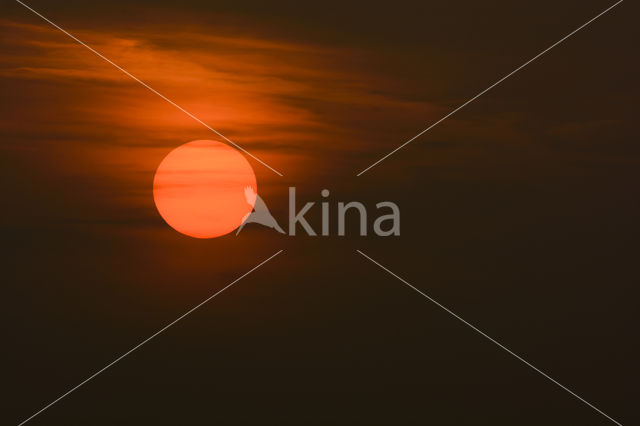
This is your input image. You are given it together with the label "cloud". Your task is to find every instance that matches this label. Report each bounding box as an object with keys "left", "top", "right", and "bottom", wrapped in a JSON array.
[{"left": 0, "top": 17, "right": 451, "bottom": 224}]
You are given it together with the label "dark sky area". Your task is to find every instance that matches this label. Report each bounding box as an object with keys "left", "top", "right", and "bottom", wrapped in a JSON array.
[{"left": 1, "top": 0, "right": 638, "bottom": 424}]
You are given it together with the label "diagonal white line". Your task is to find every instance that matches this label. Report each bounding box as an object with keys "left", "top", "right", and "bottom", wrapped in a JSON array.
[
  {"left": 356, "top": 249, "right": 623, "bottom": 426},
  {"left": 14, "top": 0, "right": 283, "bottom": 177},
  {"left": 18, "top": 249, "right": 284, "bottom": 426},
  {"left": 357, "top": 0, "right": 624, "bottom": 176}
]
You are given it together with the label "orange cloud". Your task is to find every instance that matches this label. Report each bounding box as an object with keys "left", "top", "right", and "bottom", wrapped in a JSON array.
[{"left": 0, "top": 17, "right": 445, "bottom": 224}]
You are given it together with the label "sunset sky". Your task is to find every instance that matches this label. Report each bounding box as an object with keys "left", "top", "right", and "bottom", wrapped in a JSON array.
[{"left": 2, "top": 1, "right": 638, "bottom": 424}]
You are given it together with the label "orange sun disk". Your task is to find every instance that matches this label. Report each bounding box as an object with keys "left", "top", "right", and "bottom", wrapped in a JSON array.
[{"left": 153, "top": 140, "right": 257, "bottom": 238}]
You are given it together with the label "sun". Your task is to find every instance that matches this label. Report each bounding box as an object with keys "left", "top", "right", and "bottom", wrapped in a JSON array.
[{"left": 153, "top": 140, "right": 257, "bottom": 238}]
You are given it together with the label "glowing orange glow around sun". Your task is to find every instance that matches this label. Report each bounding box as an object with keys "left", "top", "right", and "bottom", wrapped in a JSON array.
[{"left": 153, "top": 140, "right": 257, "bottom": 238}]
